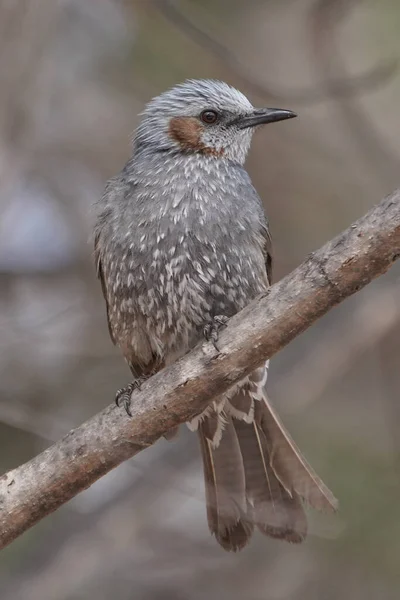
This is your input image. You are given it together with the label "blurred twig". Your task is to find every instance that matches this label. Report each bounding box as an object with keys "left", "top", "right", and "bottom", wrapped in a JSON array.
[
  {"left": 0, "top": 1, "right": 57, "bottom": 190},
  {"left": 1, "top": 189, "right": 400, "bottom": 550},
  {"left": 1, "top": 441, "right": 201, "bottom": 600},
  {"left": 309, "top": 0, "right": 400, "bottom": 188},
  {"left": 0, "top": 402, "right": 69, "bottom": 442},
  {"left": 152, "top": 0, "right": 397, "bottom": 105},
  {"left": 277, "top": 285, "right": 400, "bottom": 414}
]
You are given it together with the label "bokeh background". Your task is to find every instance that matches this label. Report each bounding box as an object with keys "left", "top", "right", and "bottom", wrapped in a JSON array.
[{"left": 1, "top": 1, "right": 400, "bottom": 598}]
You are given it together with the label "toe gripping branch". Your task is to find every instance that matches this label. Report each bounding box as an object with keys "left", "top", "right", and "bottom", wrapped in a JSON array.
[
  {"left": 115, "top": 375, "right": 149, "bottom": 417},
  {"left": 203, "top": 315, "right": 228, "bottom": 351},
  {"left": 116, "top": 315, "right": 229, "bottom": 417}
]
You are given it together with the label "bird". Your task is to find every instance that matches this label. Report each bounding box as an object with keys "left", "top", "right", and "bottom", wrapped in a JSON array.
[{"left": 94, "top": 79, "right": 338, "bottom": 552}]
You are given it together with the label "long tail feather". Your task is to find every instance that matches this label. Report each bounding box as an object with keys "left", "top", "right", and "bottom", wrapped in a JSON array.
[
  {"left": 195, "top": 366, "right": 337, "bottom": 552},
  {"left": 233, "top": 417, "right": 307, "bottom": 543},
  {"left": 198, "top": 415, "right": 253, "bottom": 551},
  {"left": 255, "top": 394, "right": 338, "bottom": 513}
]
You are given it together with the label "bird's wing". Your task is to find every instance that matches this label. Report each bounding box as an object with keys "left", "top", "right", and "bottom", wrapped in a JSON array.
[{"left": 94, "top": 229, "right": 116, "bottom": 345}]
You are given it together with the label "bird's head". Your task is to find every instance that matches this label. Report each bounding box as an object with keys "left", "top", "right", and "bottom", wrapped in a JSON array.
[{"left": 134, "top": 79, "right": 296, "bottom": 165}]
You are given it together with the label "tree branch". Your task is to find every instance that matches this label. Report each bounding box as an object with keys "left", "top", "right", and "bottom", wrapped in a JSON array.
[{"left": 1, "top": 190, "right": 400, "bottom": 550}]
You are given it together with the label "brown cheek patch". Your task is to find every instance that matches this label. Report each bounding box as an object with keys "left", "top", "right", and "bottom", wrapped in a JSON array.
[
  {"left": 169, "top": 117, "right": 202, "bottom": 150},
  {"left": 168, "top": 116, "right": 224, "bottom": 157}
]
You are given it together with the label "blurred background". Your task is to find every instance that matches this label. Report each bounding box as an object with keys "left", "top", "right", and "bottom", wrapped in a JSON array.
[{"left": 1, "top": 1, "right": 400, "bottom": 598}]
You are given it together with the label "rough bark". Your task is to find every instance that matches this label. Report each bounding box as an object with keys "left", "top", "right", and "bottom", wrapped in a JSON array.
[{"left": 1, "top": 190, "right": 399, "bottom": 550}]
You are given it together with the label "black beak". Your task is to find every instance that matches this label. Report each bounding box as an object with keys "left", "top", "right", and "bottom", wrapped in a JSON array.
[{"left": 236, "top": 108, "right": 297, "bottom": 129}]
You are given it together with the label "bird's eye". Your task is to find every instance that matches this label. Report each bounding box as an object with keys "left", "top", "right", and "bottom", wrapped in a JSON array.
[{"left": 200, "top": 110, "right": 219, "bottom": 124}]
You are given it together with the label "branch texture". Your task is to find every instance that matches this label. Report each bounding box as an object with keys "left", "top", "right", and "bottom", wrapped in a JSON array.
[{"left": 1, "top": 190, "right": 399, "bottom": 550}]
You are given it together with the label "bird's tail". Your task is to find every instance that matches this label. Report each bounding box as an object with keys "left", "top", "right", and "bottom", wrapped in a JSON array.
[{"left": 196, "top": 368, "right": 338, "bottom": 552}]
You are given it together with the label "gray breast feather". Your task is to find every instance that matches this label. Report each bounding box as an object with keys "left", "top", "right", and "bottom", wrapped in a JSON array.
[{"left": 95, "top": 153, "right": 269, "bottom": 363}]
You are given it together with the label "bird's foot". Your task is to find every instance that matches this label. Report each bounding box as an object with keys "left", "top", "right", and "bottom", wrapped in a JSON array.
[
  {"left": 115, "top": 375, "right": 148, "bottom": 417},
  {"left": 204, "top": 315, "right": 229, "bottom": 352}
]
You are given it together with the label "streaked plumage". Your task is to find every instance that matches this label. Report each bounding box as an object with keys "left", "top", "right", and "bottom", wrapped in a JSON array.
[{"left": 94, "top": 79, "right": 337, "bottom": 551}]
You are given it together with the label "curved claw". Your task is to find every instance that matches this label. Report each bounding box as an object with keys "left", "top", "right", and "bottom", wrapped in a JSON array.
[
  {"left": 204, "top": 315, "right": 229, "bottom": 351},
  {"left": 115, "top": 383, "right": 135, "bottom": 416},
  {"left": 115, "top": 376, "right": 148, "bottom": 417},
  {"left": 122, "top": 396, "right": 133, "bottom": 418}
]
